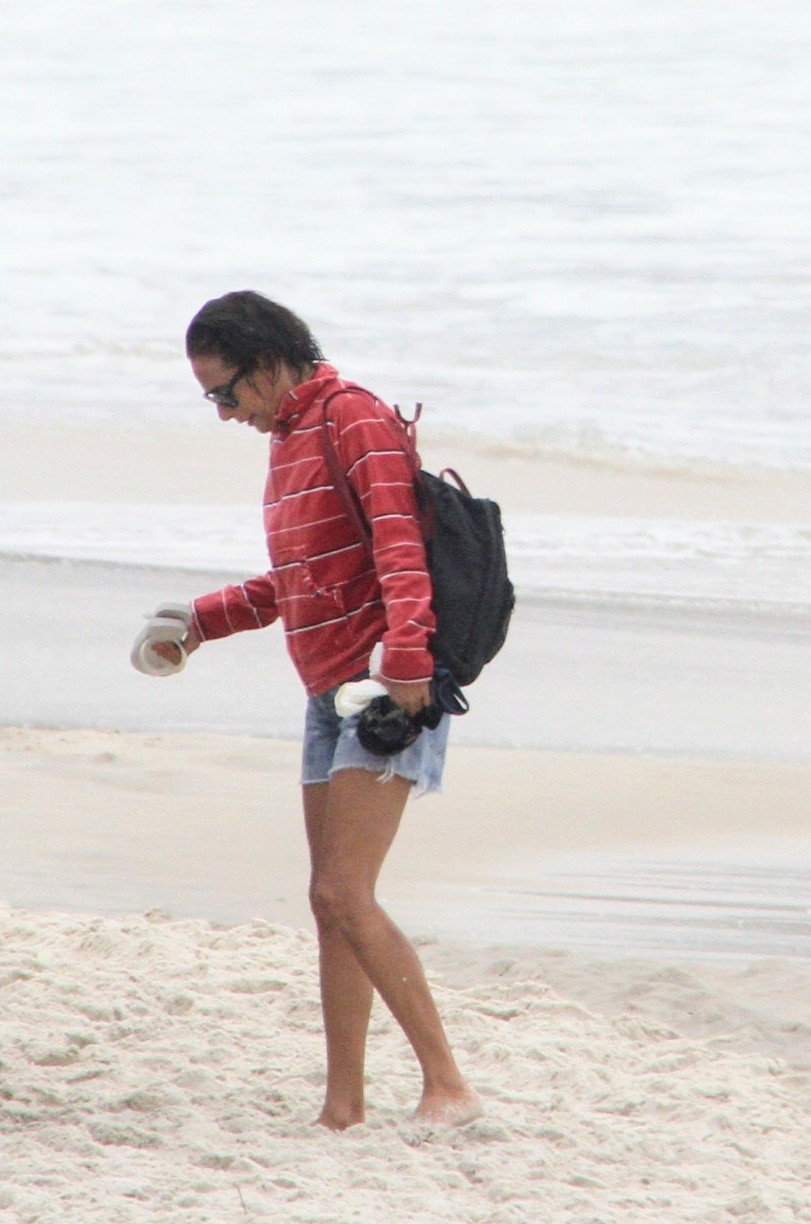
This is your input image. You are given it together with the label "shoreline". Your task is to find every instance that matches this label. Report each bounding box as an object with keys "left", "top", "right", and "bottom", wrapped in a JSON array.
[
  {"left": 4, "top": 554, "right": 809, "bottom": 761},
  {"left": 2, "top": 727, "right": 809, "bottom": 963}
]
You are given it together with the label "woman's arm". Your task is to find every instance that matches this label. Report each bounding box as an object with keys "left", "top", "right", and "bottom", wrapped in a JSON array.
[
  {"left": 190, "top": 572, "right": 280, "bottom": 641},
  {"left": 146, "top": 573, "right": 279, "bottom": 667}
]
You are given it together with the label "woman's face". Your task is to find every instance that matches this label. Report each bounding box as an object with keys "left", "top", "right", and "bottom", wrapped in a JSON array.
[{"left": 191, "top": 353, "right": 295, "bottom": 434}]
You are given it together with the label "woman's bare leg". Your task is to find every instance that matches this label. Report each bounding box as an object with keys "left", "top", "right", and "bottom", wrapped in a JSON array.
[
  {"left": 304, "top": 781, "right": 375, "bottom": 1130},
  {"left": 306, "top": 768, "right": 480, "bottom": 1129}
]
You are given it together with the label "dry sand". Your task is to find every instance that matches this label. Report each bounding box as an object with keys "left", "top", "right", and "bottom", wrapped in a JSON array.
[
  {"left": 2, "top": 728, "right": 811, "bottom": 1222},
  {"left": 1, "top": 903, "right": 810, "bottom": 1224},
  {"left": 7, "top": 418, "right": 811, "bottom": 520}
]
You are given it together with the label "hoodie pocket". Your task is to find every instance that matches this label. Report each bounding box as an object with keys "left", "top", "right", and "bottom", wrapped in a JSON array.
[{"left": 272, "top": 545, "right": 350, "bottom": 641}]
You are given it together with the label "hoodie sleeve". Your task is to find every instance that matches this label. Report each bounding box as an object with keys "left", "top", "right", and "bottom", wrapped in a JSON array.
[{"left": 191, "top": 574, "right": 279, "bottom": 640}]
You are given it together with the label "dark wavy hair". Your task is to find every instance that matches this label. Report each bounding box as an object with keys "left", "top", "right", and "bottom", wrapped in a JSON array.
[{"left": 185, "top": 291, "right": 325, "bottom": 375}]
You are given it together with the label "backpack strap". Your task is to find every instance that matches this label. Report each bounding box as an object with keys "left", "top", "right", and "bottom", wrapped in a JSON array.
[
  {"left": 437, "top": 467, "right": 471, "bottom": 497},
  {"left": 392, "top": 401, "right": 423, "bottom": 446},
  {"left": 320, "top": 388, "right": 374, "bottom": 555},
  {"left": 320, "top": 387, "right": 425, "bottom": 553}
]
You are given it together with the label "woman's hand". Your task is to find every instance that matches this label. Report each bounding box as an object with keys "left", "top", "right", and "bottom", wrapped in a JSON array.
[
  {"left": 151, "top": 625, "right": 203, "bottom": 668},
  {"left": 379, "top": 678, "right": 432, "bottom": 717}
]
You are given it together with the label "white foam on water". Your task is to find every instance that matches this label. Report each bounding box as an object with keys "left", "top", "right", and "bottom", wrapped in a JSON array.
[
  {"left": 1, "top": 0, "right": 810, "bottom": 471},
  {"left": 1, "top": 503, "right": 809, "bottom": 614}
]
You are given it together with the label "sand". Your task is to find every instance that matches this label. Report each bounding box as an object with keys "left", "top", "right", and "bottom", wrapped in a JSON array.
[
  {"left": 2, "top": 728, "right": 811, "bottom": 1221},
  {"left": 2, "top": 416, "right": 810, "bottom": 1221},
  {"left": 2, "top": 900, "right": 810, "bottom": 1223},
  {"left": 7, "top": 418, "right": 811, "bottom": 520},
  {"left": 2, "top": 726, "right": 811, "bottom": 943}
]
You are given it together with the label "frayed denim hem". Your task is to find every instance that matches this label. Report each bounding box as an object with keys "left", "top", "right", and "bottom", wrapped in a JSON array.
[{"left": 328, "top": 760, "right": 441, "bottom": 799}]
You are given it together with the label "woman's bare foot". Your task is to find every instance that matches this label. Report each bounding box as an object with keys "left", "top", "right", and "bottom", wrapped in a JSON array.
[
  {"left": 414, "top": 1087, "right": 483, "bottom": 1127},
  {"left": 313, "top": 1104, "right": 365, "bottom": 1131}
]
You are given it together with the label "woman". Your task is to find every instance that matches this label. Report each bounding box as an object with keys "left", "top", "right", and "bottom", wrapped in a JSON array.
[{"left": 155, "top": 291, "right": 480, "bottom": 1130}]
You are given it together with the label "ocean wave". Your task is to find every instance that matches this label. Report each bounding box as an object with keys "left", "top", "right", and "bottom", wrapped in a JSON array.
[
  {"left": 2, "top": 341, "right": 809, "bottom": 475},
  {"left": 0, "top": 338, "right": 181, "bottom": 362},
  {"left": 507, "top": 515, "right": 811, "bottom": 612},
  {"left": 2, "top": 504, "right": 809, "bottom": 616},
  {"left": 420, "top": 419, "right": 811, "bottom": 478},
  {"left": 1, "top": 331, "right": 808, "bottom": 473}
]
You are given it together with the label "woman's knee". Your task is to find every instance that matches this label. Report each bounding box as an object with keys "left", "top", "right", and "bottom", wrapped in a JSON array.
[{"left": 309, "top": 874, "right": 376, "bottom": 936}]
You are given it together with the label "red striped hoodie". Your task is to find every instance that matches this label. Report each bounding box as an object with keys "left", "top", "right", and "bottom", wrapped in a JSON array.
[{"left": 191, "top": 363, "right": 436, "bottom": 696}]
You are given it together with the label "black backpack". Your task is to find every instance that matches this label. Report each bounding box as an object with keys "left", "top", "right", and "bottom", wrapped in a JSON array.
[{"left": 321, "top": 389, "right": 515, "bottom": 687}]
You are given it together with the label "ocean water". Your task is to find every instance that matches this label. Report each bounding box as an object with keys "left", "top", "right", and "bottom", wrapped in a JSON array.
[
  {"left": 1, "top": 503, "right": 810, "bottom": 614},
  {"left": 2, "top": 0, "right": 810, "bottom": 609}
]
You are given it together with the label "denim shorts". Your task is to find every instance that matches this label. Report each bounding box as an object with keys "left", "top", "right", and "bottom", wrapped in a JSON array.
[{"left": 301, "top": 681, "right": 450, "bottom": 796}]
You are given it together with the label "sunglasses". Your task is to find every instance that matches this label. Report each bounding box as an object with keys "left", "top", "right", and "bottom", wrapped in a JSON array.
[{"left": 202, "top": 367, "right": 247, "bottom": 409}]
